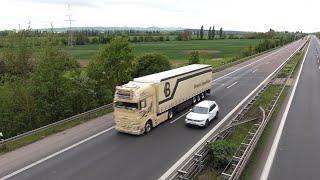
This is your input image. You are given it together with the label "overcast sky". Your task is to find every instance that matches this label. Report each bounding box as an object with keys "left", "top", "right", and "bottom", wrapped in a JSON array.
[{"left": 0, "top": 0, "right": 319, "bottom": 32}]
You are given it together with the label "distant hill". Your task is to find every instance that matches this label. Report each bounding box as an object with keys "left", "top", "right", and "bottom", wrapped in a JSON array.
[{"left": 38, "top": 26, "right": 186, "bottom": 32}]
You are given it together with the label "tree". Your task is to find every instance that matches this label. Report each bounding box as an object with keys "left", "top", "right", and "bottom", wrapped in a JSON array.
[
  {"left": 200, "top": 25, "right": 204, "bottom": 39},
  {"left": 219, "top": 28, "right": 223, "bottom": 39},
  {"left": 188, "top": 51, "right": 200, "bottom": 64},
  {"left": 208, "top": 26, "right": 212, "bottom": 40},
  {"left": 209, "top": 140, "right": 235, "bottom": 169},
  {"left": 212, "top": 26, "right": 215, "bottom": 40},
  {"left": 133, "top": 53, "right": 171, "bottom": 77},
  {"left": 87, "top": 37, "right": 134, "bottom": 105},
  {"left": 30, "top": 36, "right": 79, "bottom": 124},
  {"left": 1, "top": 32, "right": 34, "bottom": 78}
]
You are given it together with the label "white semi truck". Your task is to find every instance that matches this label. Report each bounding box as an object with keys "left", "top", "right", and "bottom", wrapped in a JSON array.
[{"left": 114, "top": 64, "right": 212, "bottom": 135}]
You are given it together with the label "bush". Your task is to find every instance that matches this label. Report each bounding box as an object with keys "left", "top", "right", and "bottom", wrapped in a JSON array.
[
  {"left": 209, "top": 140, "right": 236, "bottom": 170},
  {"left": 188, "top": 51, "right": 200, "bottom": 64},
  {"left": 133, "top": 53, "right": 171, "bottom": 77}
]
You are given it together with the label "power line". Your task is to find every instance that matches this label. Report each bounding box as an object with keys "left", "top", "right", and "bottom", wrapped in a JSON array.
[{"left": 64, "top": 3, "right": 76, "bottom": 46}]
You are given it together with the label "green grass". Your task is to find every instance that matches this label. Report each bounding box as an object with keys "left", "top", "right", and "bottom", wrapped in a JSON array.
[
  {"left": 277, "top": 52, "right": 303, "bottom": 78},
  {"left": 0, "top": 107, "right": 113, "bottom": 155},
  {"left": 67, "top": 39, "right": 261, "bottom": 67}
]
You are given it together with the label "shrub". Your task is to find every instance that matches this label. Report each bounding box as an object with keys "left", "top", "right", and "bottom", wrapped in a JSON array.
[
  {"left": 188, "top": 51, "right": 200, "bottom": 64},
  {"left": 209, "top": 140, "right": 236, "bottom": 170}
]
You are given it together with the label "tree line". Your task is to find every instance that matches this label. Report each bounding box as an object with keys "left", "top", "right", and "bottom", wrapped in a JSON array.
[{"left": 0, "top": 32, "right": 171, "bottom": 139}]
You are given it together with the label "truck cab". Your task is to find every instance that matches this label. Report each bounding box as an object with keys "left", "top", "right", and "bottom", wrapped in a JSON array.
[{"left": 114, "top": 81, "right": 156, "bottom": 135}]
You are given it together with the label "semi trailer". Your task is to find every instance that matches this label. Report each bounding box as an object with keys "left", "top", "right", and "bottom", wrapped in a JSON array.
[{"left": 114, "top": 64, "right": 213, "bottom": 135}]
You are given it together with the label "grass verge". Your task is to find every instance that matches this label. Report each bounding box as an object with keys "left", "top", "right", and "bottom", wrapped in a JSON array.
[{"left": 0, "top": 107, "right": 113, "bottom": 155}]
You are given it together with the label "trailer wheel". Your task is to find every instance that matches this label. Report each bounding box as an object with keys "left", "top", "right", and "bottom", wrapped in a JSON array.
[
  {"left": 168, "top": 110, "right": 174, "bottom": 119},
  {"left": 197, "top": 95, "right": 201, "bottom": 102},
  {"left": 192, "top": 96, "right": 197, "bottom": 104},
  {"left": 201, "top": 93, "right": 205, "bottom": 99},
  {"left": 145, "top": 120, "right": 152, "bottom": 133}
]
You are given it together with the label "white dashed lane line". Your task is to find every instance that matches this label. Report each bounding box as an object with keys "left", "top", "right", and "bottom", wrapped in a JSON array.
[{"left": 226, "top": 81, "right": 238, "bottom": 89}]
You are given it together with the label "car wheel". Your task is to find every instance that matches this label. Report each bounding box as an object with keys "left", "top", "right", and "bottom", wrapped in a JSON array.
[
  {"left": 215, "top": 111, "right": 219, "bottom": 119},
  {"left": 205, "top": 119, "right": 209, "bottom": 128},
  {"left": 145, "top": 120, "right": 152, "bottom": 133}
]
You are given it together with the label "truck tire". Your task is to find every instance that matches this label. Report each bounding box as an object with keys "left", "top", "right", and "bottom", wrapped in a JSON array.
[
  {"left": 145, "top": 120, "right": 152, "bottom": 133},
  {"left": 197, "top": 95, "right": 201, "bottom": 102},
  {"left": 201, "top": 93, "right": 205, "bottom": 99},
  {"left": 192, "top": 96, "right": 197, "bottom": 104},
  {"left": 168, "top": 110, "right": 174, "bottom": 119}
]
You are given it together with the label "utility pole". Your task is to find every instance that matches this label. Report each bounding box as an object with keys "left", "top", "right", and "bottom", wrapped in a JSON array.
[
  {"left": 27, "top": 21, "right": 31, "bottom": 30},
  {"left": 65, "top": 4, "right": 76, "bottom": 47}
]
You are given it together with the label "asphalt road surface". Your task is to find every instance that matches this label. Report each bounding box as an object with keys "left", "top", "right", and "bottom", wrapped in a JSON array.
[
  {"left": 268, "top": 36, "right": 320, "bottom": 180},
  {"left": 3, "top": 39, "right": 305, "bottom": 180}
]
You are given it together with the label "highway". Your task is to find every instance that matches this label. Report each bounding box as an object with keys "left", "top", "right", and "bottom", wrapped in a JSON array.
[
  {"left": 263, "top": 36, "right": 319, "bottom": 180},
  {"left": 2, "top": 39, "right": 305, "bottom": 180}
]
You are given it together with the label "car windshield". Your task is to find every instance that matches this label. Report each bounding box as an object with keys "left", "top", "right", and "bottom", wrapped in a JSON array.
[
  {"left": 115, "top": 101, "right": 138, "bottom": 111},
  {"left": 192, "top": 106, "right": 208, "bottom": 114}
]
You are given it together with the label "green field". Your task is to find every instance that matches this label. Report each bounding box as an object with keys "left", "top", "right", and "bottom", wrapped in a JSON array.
[{"left": 67, "top": 39, "right": 261, "bottom": 67}]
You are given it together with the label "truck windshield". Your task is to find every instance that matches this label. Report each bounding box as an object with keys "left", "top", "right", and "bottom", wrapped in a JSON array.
[
  {"left": 115, "top": 101, "right": 138, "bottom": 110},
  {"left": 192, "top": 106, "right": 208, "bottom": 114}
]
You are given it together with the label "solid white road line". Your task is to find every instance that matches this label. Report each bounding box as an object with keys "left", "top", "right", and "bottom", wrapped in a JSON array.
[
  {"left": 0, "top": 126, "right": 115, "bottom": 180},
  {"left": 170, "top": 111, "right": 190, "bottom": 124},
  {"left": 159, "top": 40, "right": 306, "bottom": 180},
  {"left": 226, "top": 81, "right": 238, "bottom": 89},
  {"left": 260, "top": 40, "right": 310, "bottom": 180},
  {"left": 265, "top": 62, "right": 270, "bottom": 65},
  {"left": 213, "top": 44, "right": 292, "bottom": 82}
]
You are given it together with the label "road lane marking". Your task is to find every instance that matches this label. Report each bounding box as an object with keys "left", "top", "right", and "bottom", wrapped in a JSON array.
[
  {"left": 226, "top": 81, "right": 238, "bottom": 89},
  {"left": 265, "top": 62, "right": 270, "bottom": 64},
  {"left": 252, "top": 68, "right": 259, "bottom": 73},
  {"left": 213, "top": 44, "right": 293, "bottom": 83},
  {"left": 160, "top": 40, "right": 306, "bottom": 180},
  {"left": 260, "top": 39, "right": 310, "bottom": 180},
  {"left": 0, "top": 126, "right": 115, "bottom": 180},
  {"left": 170, "top": 111, "right": 190, "bottom": 124}
]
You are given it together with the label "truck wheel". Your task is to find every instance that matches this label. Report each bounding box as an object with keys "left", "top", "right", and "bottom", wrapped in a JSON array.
[
  {"left": 197, "top": 95, "right": 201, "bottom": 102},
  {"left": 145, "top": 121, "right": 152, "bottom": 133},
  {"left": 201, "top": 93, "right": 205, "bottom": 99},
  {"left": 168, "top": 110, "right": 174, "bottom": 119},
  {"left": 192, "top": 96, "right": 197, "bottom": 104}
]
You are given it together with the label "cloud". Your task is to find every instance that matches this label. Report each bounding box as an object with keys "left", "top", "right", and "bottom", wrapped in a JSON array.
[{"left": 21, "top": 0, "right": 99, "bottom": 7}]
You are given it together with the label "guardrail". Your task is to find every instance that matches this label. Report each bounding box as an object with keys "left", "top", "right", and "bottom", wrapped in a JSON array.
[
  {"left": 164, "top": 39, "right": 308, "bottom": 180},
  {"left": 0, "top": 103, "right": 114, "bottom": 146}
]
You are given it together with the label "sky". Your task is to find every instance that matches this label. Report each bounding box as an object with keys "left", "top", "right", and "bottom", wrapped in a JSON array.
[{"left": 0, "top": 0, "right": 319, "bottom": 32}]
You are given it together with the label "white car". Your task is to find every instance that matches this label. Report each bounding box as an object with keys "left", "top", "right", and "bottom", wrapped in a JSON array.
[{"left": 185, "top": 100, "right": 219, "bottom": 127}]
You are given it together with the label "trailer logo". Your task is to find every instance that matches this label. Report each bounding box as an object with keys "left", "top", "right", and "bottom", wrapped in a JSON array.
[{"left": 164, "top": 82, "right": 171, "bottom": 97}]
